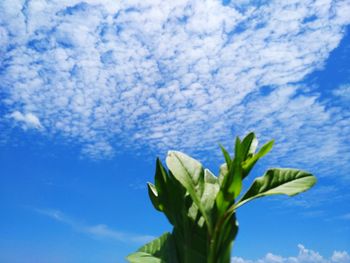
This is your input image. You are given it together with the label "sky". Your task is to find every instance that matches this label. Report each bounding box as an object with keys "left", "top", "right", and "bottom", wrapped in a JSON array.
[{"left": 0, "top": 0, "right": 350, "bottom": 262}]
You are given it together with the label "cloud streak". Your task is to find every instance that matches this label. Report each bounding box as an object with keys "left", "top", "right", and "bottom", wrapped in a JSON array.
[
  {"left": 0, "top": 0, "right": 349, "bottom": 179},
  {"left": 35, "top": 208, "right": 154, "bottom": 244}
]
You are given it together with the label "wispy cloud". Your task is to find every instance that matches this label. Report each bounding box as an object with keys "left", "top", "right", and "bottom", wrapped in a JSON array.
[
  {"left": 35, "top": 208, "right": 154, "bottom": 244},
  {"left": 231, "top": 244, "right": 350, "bottom": 263},
  {"left": 8, "top": 111, "right": 42, "bottom": 130},
  {"left": 332, "top": 84, "right": 350, "bottom": 103},
  {"left": 339, "top": 213, "right": 350, "bottom": 220},
  {"left": 274, "top": 185, "right": 341, "bottom": 209},
  {"left": 264, "top": 183, "right": 350, "bottom": 218},
  {"left": 0, "top": 0, "right": 349, "bottom": 179}
]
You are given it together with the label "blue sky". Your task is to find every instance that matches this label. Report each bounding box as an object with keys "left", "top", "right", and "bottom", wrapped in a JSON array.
[{"left": 0, "top": 0, "right": 350, "bottom": 262}]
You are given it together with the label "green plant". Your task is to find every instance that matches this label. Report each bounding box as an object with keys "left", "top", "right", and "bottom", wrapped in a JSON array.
[{"left": 127, "top": 133, "right": 316, "bottom": 263}]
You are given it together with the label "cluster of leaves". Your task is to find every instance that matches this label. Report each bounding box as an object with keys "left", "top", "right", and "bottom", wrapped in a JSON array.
[{"left": 127, "top": 133, "right": 316, "bottom": 263}]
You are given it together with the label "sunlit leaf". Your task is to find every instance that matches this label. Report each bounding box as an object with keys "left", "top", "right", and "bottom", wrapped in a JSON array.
[
  {"left": 127, "top": 233, "right": 178, "bottom": 263},
  {"left": 166, "top": 151, "right": 212, "bottom": 232},
  {"left": 235, "top": 168, "right": 316, "bottom": 209}
]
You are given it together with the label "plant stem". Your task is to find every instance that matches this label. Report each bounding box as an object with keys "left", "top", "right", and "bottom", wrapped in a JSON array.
[{"left": 207, "top": 210, "right": 229, "bottom": 263}]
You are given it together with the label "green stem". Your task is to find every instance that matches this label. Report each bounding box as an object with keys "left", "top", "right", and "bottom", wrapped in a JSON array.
[{"left": 207, "top": 211, "right": 231, "bottom": 263}]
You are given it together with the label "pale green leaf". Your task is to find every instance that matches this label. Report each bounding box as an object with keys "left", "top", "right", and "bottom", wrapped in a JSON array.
[
  {"left": 218, "top": 163, "right": 228, "bottom": 186},
  {"left": 201, "top": 169, "right": 220, "bottom": 214},
  {"left": 127, "top": 252, "right": 161, "bottom": 263},
  {"left": 127, "top": 233, "right": 178, "bottom": 263},
  {"left": 166, "top": 151, "right": 213, "bottom": 232},
  {"left": 235, "top": 168, "right": 316, "bottom": 209}
]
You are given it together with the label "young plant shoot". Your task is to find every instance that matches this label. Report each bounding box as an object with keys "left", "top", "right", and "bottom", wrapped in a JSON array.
[{"left": 127, "top": 132, "right": 316, "bottom": 263}]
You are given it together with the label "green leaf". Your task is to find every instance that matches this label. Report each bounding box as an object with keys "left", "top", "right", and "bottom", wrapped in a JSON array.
[
  {"left": 240, "top": 132, "right": 258, "bottom": 159},
  {"left": 201, "top": 169, "right": 220, "bottom": 215},
  {"left": 215, "top": 174, "right": 227, "bottom": 215},
  {"left": 161, "top": 172, "right": 187, "bottom": 227},
  {"left": 216, "top": 138, "right": 243, "bottom": 215},
  {"left": 147, "top": 183, "right": 162, "bottom": 211},
  {"left": 127, "top": 252, "right": 162, "bottom": 263},
  {"left": 255, "top": 139, "right": 274, "bottom": 159},
  {"left": 172, "top": 226, "right": 208, "bottom": 263},
  {"left": 166, "top": 151, "right": 213, "bottom": 232},
  {"left": 155, "top": 158, "right": 168, "bottom": 197},
  {"left": 242, "top": 139, "right": 274, "bottom": 178},
  {"left": 231, "top": 162, "right": 243, "bottom": 199},
  {"left": 234, "top": 136, "right": 242, "bottom": 159},
  {"left": 219, "top": 144, "right": 232, "bottom": 168},
  {"left": 165, "top": 172, "right": 208, "bottom": 261},
  {"left": 127, "top": 233, "right": 178, "bottom": 263},
  {"left": 218, "top": 163, "right": 228, "bottom": 186},
  {"left": 235, "top": 168, "right": 317, "bottom": 209},
  {"left": 227, "top": 137, "right": 243, "bottom": 199},
  {"left": 150, "top": 159, "right": 188, "bottom": 227}
]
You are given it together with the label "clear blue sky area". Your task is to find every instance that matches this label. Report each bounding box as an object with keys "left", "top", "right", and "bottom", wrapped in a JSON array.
[{"left": 0, "top": 1, "right": 350, "bottom": 263}]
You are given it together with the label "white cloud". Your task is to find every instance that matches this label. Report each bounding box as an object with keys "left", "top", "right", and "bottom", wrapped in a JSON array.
[
  {"left": 9, "top": 111, "right": 42, "bottom": 130},
  {"left": 80, "top": 140, "right": 115, "bottom": 159},
  {"left": 339, "top": 213, "right": 350, "bottom": 220},
  {"left": 0, "top": 0, "right": 349, "bottom": 179},
  {"left": 35, "top": 208, "right": 154, "bottom": 244},
  {"left": 231, "top": 245, "right": 350, "bottom": 263},
  {"left": 0, "top": 26, "right": 9, "bottom": 55},
  {"left": 331, "top": 251, "right": 350, "bottom": 263},
  {"left": 332, "top": 84, "right": 350, "bottom": 102},
  {"left": 85, "top": 224, "right": 155, "bottom": 244}
]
